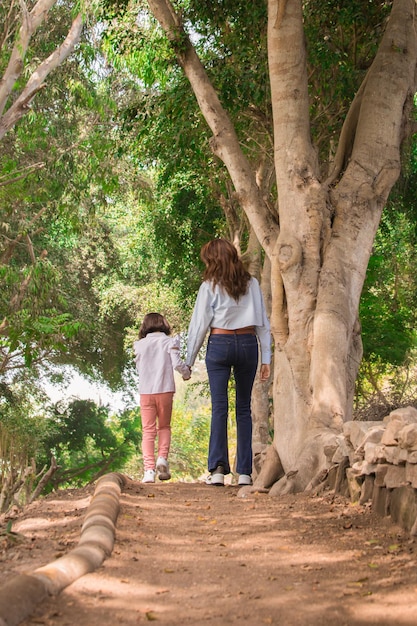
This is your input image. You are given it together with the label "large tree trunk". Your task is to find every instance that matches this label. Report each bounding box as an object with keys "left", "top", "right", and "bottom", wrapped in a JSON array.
[
  {"left": 261, "top": 0, "right": 417, "bottom": 494},
  {"left": 148, "top": 0, "right": 417, "bottom": 492}
]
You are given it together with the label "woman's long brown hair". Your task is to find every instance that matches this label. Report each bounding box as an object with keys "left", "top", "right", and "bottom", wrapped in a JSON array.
[{"left": 200, "top": 239, "right": 251, "bottom": 301}]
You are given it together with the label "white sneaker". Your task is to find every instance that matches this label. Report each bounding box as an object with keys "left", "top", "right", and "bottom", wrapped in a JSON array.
[
  {"left": 143, "top": 469, "right": 156, "bottom": 483},
  {"left": 238, "top": 474, "right": 252, "bottom": 486},
  {"left": 210, "top": 465, "right": 225, "bottom": 486},
  {"left": 156, "top": 457, "right": 171, "bottom": 481}
]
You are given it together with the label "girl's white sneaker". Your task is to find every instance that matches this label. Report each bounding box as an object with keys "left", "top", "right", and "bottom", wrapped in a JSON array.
[
  {"left": 143, "top": 469, "right": 156, "bottom": 483},
  {"left": 156, "top": 457, "right": 171, "bottom": 481}
]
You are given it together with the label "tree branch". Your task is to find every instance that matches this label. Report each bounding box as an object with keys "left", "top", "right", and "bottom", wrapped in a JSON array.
[
  {"left": 29, "top": 456, "right": 58, "bottom": 503},
  {"left": 327, "top": 0, "right": 417, "bottom": 189},
  {"left": 0, "top": 161, "right": 46, "bottom": 187},
  {"left": 0, "top": 0, "right": 57, "bottom": 116},
  {"left": 0, "top": 12, "right": 83, "bottom": 139},
  {"left": 147, "top": 0, "right": 278, "bottom": 256},
  {"left": 9, "top": 249, "right": 47, "bottom": 312}
]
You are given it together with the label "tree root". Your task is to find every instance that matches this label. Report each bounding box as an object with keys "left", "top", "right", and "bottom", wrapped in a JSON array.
[
  {"left": 265, "top": 429, "right": 341, "bottom": 495},
  {"left": 252, "top": 444, "right": 285, "bottom": 492},
  {"left": 0, "top": 472, "right": 127, "bottom": 626}
]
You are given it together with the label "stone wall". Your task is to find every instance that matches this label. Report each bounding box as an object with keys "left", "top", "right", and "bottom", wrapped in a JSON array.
[{"left": 329, "top": 406, "right": 417, "bottom": 535}]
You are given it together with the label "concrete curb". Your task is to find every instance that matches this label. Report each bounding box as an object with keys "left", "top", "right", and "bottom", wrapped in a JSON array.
[{"left": 0, "top": 472, "right": 126, "bottom": 626}]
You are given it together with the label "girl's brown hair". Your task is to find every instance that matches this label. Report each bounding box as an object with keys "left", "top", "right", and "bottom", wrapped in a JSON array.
[
  {"left": 139, "top": 313, "right": 171, "bottom": 339},
  {"left": 200, "top": 239, "right": 251, "bottom": 301}
]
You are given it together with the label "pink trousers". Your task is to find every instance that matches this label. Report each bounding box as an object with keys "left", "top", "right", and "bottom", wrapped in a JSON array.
[{"left": 140, "top": 392, "right": 174, "bottom": 470}]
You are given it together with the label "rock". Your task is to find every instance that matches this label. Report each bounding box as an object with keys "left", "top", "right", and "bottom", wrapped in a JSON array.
[
  {"left": 364, "top": 442, "right": 387, "bottom": 464},
  {"left": 405, "top": 463, "right": 417, "bottom": 489},
  {"left": 389, "top": 485, "right": 417, "bottom": 532},
  {"left": 407, "top": 450, "right": 417, "bottom": 463},
  {"left": 383, "top": 445, "right": 408, "bottom": 465},
  {"left": 360, "top": 475, "right": 375, "bottom": 504},
  {"left": 343, "top": 421, "right": 383, "bottom": 450},
  {"left": 355, "top": 425, "right": 385, "bottom": 455},
  {"left": 351, "top": 460, "right": 378, "bottom": 475},
  {"left": 333, "top": 411, "right": 417, "bottom": 535},
  {"left": 374, "top": 464, "right": 389, "bottom": 487},
  {"left": 346, "top": 467, "right": 362, "bottom": 502},
  {"left": 382, "top": 465, "right": 407, "bottom": 489},
  {"left": 331, "top": 436, "right": 353, "bottom": 464},
  {"left": 398, "top": 423, "right": 417, "bottom": 450},
  {"left": 383, "top": 406, "right": 417, "bottom": 424},
  {"left": 381, "top": 418, "right": 406, "bottom": 445}
]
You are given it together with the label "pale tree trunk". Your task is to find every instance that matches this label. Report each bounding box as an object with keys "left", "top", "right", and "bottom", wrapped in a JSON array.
[
  {"left": 147, "top": 0, "right": 417, "bottom": 492},
  {"left": 263, "top": 0, "right": 417, "bottom": 494}
]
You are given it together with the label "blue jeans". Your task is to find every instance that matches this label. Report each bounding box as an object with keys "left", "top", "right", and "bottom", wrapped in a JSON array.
[{"left": 205, "top": 333, "right": 259, "bottom": 475}]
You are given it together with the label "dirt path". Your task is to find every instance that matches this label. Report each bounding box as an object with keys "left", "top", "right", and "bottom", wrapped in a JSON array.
[{"left": 1, "top": 480, "right": 417, "bottom": 626}]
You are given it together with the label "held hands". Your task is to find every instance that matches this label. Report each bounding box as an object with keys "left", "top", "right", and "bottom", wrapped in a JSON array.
[
  {"left": 182, "top": 365, "right": 192, "bottom": 381},
  {"left": 259, "top": 363, "right": 270, "bottom": 382}
]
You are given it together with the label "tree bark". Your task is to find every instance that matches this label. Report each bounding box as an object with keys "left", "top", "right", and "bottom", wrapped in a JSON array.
[{"left": 265, "top": 0, "right": 417, "bottom": 493}]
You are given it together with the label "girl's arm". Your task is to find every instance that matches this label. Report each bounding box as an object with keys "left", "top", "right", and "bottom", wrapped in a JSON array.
[{"left": 170, "top": 336, "right": 191, "bottom": 380}]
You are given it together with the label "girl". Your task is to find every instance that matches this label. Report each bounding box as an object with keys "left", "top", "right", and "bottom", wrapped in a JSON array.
[{"left": 134, "top": 313, "right": 191, "bottom": 483}]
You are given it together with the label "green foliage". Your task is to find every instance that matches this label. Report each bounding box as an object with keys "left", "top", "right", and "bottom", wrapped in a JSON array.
[
  {"left": 0, "top": 389, "right": 49, "bottom": 467},
  {"left": 0, "top": 377, "right": 143, "bottom": 511},
  {"left": 357, "top": 135, "right": 417, "bottom": 408},
  {"left": 0, "top": 255, "right": 83, "bottom": 371},
  {"left": 0, "top": 381, "right": 52, "bottom": 512},
  {"left": 360, "top": 168, "right": 417, "bottom": 368},
  {"left": 96, "top": 0, "right": 271, "bottom": 288},
  {"left": 184, "top": 0, "right": 269, "bottom": 111},
  {"left": 41, "top": 399, "right": 141, "bottom": 488},
  {"left": 355, "top": 355, "right": 417, "bottom": 422},
  {"left": 169, "top": 404, "right": 211, "bottom": 479},
  {"left": 99, "top": 4, "right": 175, "bottom": 90},
  {"left": 0, "top": 1, "right": 124, "bottom": 380}
]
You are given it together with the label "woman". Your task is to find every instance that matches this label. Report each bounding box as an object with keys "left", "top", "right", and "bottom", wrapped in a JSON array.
[{"left": 186, "top": 239, "right": 271, "bottom": 486}]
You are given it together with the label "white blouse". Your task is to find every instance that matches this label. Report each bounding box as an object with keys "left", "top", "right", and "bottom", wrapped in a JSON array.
[
  {"left": 186, "top": 277, "right": 271, "bottom": 367},
  {"left": 134, "top": 332, "right": 190, "bottom": 395}
]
